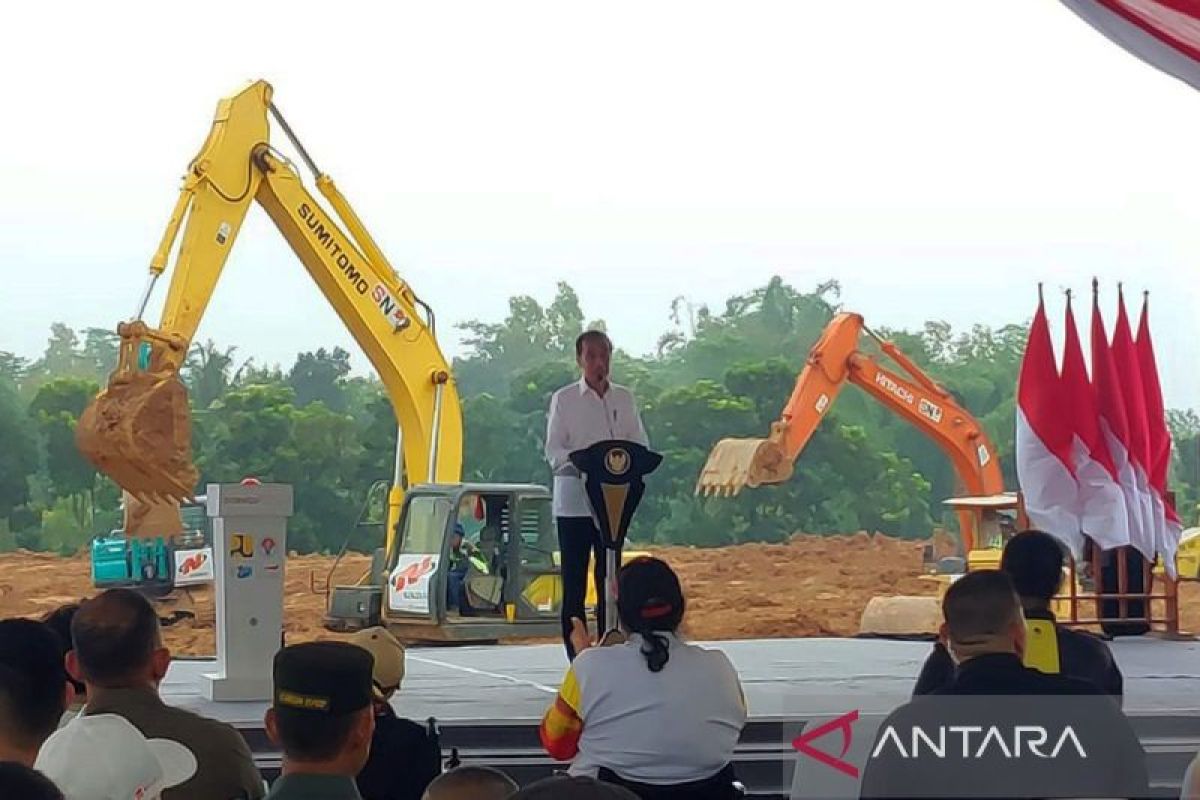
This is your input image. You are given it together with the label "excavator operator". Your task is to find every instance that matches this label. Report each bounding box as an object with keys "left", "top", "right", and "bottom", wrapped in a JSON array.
[{"left": 447, "top": 524, "right": 479, "bottom": 617}]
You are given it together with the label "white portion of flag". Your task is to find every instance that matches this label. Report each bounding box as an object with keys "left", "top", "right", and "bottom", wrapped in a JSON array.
[
  {"left": 1017, "top": 406, "right": 1083, "bottom": 557},
  {"left": 1070, "top": 435, "right": 1128, "bottom": 551}
]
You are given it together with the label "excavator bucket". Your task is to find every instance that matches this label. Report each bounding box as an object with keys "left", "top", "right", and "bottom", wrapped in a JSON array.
[
  {"left": 857, "top": 594, "right": 943, "bottom": 637},
  {"left": 695, "top": 437, "right": 794, "bottom": 497},
  {"left": 76, "top": 328, "right": 198, "bottom": 509}
]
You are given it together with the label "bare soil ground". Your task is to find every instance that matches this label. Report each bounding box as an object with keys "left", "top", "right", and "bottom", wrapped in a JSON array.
[{"left": 1, "top": 534, "right": 1195, "bottom": 655}]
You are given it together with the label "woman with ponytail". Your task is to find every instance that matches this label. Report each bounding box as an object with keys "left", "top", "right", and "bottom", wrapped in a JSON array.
[{"left": 539, "top": 557, "right": 746, "bottom": 798}]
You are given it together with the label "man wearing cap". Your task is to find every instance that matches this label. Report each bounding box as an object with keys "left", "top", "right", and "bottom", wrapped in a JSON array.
[
  {"left": 351, "top": 627, "right": 442, "bottom": 800},
  {"left": 266, "top": 641, "right": 377, "bottom": 800},
  {"left": 69, "top": 589, "right": 263, "bottom": 800}
]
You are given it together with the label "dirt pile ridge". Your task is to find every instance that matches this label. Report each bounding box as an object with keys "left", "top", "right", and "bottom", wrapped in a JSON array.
[{"left": 0, "top": 533, "right": 1195, "bottom": 655}]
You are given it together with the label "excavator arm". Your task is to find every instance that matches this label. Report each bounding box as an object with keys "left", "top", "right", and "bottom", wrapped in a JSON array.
[
  {"left": 77, "top": 80, "right": 462, "bottom": 558},
  {"left": 695, "top": 312, "right": 1004, "bottom": 550}
]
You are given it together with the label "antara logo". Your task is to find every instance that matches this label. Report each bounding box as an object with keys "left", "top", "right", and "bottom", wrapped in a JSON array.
[
  {"left": 872, "top": 724, "right": 1086, "bottom": 759},
  {"left": 793, "top": 710, "right": 861, "bottom": 778},
  {"left": 179, "top": 552, "right": 209, "bottom": 575},
  {"left": 392, "top": 557, "right": 435, "bottom": 591}
]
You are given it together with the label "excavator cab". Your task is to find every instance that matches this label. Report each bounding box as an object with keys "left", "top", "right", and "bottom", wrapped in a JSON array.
[{"left": 327, "top": 483, "right": 564, "bottom": 643}]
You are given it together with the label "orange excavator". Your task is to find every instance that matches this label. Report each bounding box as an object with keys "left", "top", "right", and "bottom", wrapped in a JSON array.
[{"left": 695, "top": 312, "right": 1006, "bottom": 554}]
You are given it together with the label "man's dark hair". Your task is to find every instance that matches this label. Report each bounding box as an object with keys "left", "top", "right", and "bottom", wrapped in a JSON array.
[
  {"left": 575, "top": 330, "right": 612, "bottom": 359},
  {"left": 942, "top": 570, "right": 1023, "bottom": 645},
  {"left": 0, "top": 619, "right": 68, "bottom": 749},
  {"left": 274, "top": 707, "right": 362, "bottom": 762},
  {"left": 42, "top": 604, "right": 85, "bottom": 695},
  {"left": 509, "top": 775, "right": 638, "bottom": 800},
  {"left": 1001, "top": 529, "right": 1065, "bottom": 603},
  {"left": 71, "top": 589, "right": 161, "bottom": 686},
  {"left": 0, "top": 762, "right": 64, "bottom": 800},
  {"left": 424, "top": 765, "right": 518, "bottom": 799}
]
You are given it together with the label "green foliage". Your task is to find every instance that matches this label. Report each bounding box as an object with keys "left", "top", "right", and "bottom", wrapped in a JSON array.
[
  {"left": 6, "top": 277, "right": 1196, "bottom": 556},
  {"left": 0, "top": 377, "right": 37, "bottom": 523},
  {"left": 288, "top": 347, "right": 352, "bottom": 412},
  {"left": 185, "top": 340, "right": 240, "bottom": 409},
  {"left": 29, "top": 377, "right": 99, "bottom": 532}
]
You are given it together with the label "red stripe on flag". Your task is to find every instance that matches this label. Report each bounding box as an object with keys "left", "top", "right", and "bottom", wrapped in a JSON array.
[
  {"left": 1135, "top": 296, "right": 1181, "bottom": 524},
  {"left": 1018, "top": 297, "right": 1075, "bottom": 473},
  {"left": 1062, "top": 297, "right": 1119, "bottom": 480}
]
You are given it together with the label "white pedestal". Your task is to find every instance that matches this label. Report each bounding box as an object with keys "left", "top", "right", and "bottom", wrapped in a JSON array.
[{"left": 201, "top": 482, "right": 293, "bottom": 702}]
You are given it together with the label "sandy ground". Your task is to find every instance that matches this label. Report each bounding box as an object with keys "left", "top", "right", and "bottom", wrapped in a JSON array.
[{"left": 1, "top": 534, "right": 1196, "bottom": 655}]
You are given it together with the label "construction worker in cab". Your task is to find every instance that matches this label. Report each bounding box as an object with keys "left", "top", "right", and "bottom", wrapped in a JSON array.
[
  {"left": 446, "top": 524, "right": 483, "bottom": 616},
  {"left": 539, "top": 557, "right": 746, "bottom": 795},
  {"left": 913, "top": 529, "right": 1123, "bottom": 700}
]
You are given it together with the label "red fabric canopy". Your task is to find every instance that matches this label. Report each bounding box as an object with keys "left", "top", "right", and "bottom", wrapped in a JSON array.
[{"left": 1061, "top": 0, "right": 1200, "bottom": 89}]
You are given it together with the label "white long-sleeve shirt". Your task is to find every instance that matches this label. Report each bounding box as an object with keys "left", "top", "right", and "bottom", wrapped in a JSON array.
[{"left": 545, "top": 378, "right": 648, "bottom": 518}]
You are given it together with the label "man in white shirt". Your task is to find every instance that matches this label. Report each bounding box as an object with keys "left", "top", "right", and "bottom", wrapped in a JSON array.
[{"left": 545, "top": 331, "right": 649, "bottom": 659}]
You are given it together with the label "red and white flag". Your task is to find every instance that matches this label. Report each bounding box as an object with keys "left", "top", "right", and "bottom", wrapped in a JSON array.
[
  {"left": 1092, "top": 285, "right": 1153, "bottom": 558},
  {"left": 1059, "top": 1, "right": 1200, "bottom": 93},
  {"left": 1017, "top": 292, "right": 1083, "bottom": 555},
  {"left": 1062, "top": 294, "right": 1129, "bottom": 550},
  {"left": 1136, "top": 293, "right": 1182, "bottom": 574}
]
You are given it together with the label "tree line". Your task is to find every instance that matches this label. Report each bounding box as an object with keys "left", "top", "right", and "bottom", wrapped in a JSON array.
[{"left": 2, "top": 277, "right": 1197, "bottom": 555}]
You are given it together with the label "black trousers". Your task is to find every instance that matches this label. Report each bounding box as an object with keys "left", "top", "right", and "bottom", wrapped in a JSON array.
[{"left": 557, "top": 515, "right": 618, "bottom": 659}]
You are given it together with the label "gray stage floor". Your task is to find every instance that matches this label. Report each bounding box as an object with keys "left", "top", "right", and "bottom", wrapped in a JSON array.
[{"left": 162, "top": 636, "right": 1200, "bottom": 727}]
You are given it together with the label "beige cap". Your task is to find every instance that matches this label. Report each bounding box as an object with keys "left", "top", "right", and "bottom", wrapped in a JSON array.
[{"left": 349, "top": 626, "right": 406, "bottom": 700}]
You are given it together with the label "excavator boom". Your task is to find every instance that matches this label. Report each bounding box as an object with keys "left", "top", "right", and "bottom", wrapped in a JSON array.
[
  {"left": 77, "top": 80, "right": 462, "bottom": 557},
  {"left": 696, "top": 312, "right": 1004, "bottom": 549}
]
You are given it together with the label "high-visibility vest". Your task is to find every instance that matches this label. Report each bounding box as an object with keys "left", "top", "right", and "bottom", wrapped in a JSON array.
[{"left": 1023, "top": 618, "right": 1061, "bottom": 674}]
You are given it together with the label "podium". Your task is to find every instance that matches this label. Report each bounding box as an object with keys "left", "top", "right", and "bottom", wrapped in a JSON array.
[
  {"left": 569, "top": 439, "right": 662, "bottom": 636},
  {"left": 201, "top": 481, "right": 293, "bottom": 701}
]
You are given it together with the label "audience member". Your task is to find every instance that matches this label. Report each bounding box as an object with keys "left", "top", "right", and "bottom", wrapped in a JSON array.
[
  {"left": 540, "top": 557, "right": 745, "bottom": 796},
  {"left": 36, "top": 712, "right": 196, "bottom": 800},
  {"left": 70, "top": 588, "right": 262, "bottom": 799},
  {"left": 420, "top": 766, "right": 516, "bottom": 800},
  {"left": 0, "top": 619, "right": 71, "bottom": 766},
  {"left": 860, "top": 570, "right": 1148, "bottom": 799},
  {"left": 0, "top": 761, "right": 64, "bottom": 800},
  {"left": 265, "top": 641, "right": 375, "bottom": 800},
  {"left": 350, "top": 626, "right": 442, "bottom": 800},
  {"left": 42, "top": 603, "right": 87, "bottom": 725},
  {"left": 509, "top": 775, "right": 638, "bottom": 799},
  {"left": 914, "top": 529, "right": 1123, "bottom": 700}
]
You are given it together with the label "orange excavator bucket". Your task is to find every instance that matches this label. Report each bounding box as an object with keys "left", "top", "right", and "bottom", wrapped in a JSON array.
[
  {"left": 695, "top": 434, "right": 794, "bottom": 497},
  {"left": 76, "top": 323, "right": 198, "bottom": 506}
]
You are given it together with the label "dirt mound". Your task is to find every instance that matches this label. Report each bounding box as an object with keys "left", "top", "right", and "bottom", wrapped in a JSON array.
[{"left": 1, "top": 534, "right": 1196, "bottom": 655}]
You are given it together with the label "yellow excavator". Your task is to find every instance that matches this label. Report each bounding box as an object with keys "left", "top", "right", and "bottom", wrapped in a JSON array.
[{"left": 76, "top": 80, "right": 564, "bottom": 641}]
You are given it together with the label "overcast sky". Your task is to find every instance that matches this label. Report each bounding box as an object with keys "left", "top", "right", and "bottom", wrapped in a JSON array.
[{"left": 2, "top": 0, "right": 1198, "bottom": 409}]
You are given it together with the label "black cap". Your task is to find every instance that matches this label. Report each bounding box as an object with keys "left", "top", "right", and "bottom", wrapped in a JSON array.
[{"left": 272, "top": 642, "right": 373, "bottom": 715}]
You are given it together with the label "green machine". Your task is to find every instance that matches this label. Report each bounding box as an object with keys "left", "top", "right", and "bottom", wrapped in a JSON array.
[{"left": 90, "top": 498, "right": 212, "bottom": 596}]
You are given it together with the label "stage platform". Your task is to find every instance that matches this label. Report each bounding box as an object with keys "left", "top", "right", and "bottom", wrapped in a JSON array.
[{"left": 162, "top": 637, "right": 1200, "bottom": 797}]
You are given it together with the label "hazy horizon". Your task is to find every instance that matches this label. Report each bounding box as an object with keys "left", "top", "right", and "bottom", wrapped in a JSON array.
[{"left": 3, "top": 0, "right": 1198, "bottom": 409}]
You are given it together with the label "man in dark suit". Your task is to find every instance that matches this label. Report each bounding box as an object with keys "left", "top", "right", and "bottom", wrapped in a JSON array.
[
  {"left": 861, "top": 570, "right": 1147, "bottom": 800},
  {"left": 913, "top": 530, "right": 1123, "bottom": 701}
]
